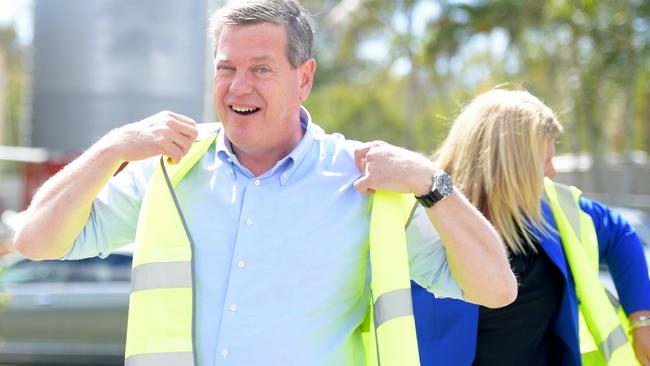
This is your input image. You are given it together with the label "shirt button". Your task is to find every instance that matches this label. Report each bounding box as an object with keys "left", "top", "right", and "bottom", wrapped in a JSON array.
[
  {"left": 229, "top": 304, "right": 237, "bottom": 312},
  {"left": 237, "top": 260, "right": 245, "bottom": 268},
  {"left": 221, "top": 348, "right": 229, "bottom": 357},
  {"left": 245, "top": 218, "right": 253, "bottom": 226},
  {"left": 226, "top": 158, "right": 232, "bottom": 163},
  {"left": 254, "top": 179, "right": 261, "bottom": 186}
]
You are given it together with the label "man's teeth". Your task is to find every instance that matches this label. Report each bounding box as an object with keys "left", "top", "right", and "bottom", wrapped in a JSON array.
[{"left": 232, "top": 106, "right": 257, "bottom": 113}]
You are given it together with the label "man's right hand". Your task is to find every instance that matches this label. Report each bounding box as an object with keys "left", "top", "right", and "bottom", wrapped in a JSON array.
[
  {"left": 100, "top": 111, "right": 198, "bottom": 164},
  {"left": 14, "top": 111, "right": 198, "bottom": 260}
]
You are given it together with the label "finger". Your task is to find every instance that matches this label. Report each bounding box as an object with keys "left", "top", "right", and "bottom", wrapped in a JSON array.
[
  {"left": 167, "top": 111, "right": 196, "bottom": 126},
  {"left": 163, "top": 140, "right": 185, "bottom": 164},
  {"left": 354, "top": 144, "right": 372, "bottom": 172},
  {"left": 167, "top": 118, "right": 199, "bottom": 140},
  {"left": 170, "top": 129, "right": 196, "bottom": 155},
  {"left": 354, "top": 175, "right": 373, "bottom": 195}
]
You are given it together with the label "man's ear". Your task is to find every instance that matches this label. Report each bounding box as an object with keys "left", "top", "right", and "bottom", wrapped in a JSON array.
[{"left": 298, "top": 58, "right": 316, "bottom": 102}]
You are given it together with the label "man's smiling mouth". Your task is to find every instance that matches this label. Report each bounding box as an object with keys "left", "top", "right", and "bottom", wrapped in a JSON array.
[{"left": 230, "top": 105, "right": 260, "bottom": 115}]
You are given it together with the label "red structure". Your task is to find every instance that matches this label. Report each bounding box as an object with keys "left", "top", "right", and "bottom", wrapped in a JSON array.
[
  {"left": 22, "top": 160, "right": 70, "bottom": 209},
  {"left": 3, "top": 146, "right": 129, "bottom": 210}
]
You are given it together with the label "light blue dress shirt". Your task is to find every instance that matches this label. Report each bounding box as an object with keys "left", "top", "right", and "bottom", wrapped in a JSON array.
[{"left": 67, "top": 107, "right": 462, "bottom": 365}]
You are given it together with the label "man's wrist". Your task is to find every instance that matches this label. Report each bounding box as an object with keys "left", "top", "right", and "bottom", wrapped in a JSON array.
[{"left": 414, "top": 171, "right": 436, "bottom": 197}]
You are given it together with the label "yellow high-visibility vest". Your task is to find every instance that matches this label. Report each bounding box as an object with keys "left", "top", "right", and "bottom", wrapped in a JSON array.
[
  {"left": 124, "top": 124, "right": 420, "bottom": 365},
  {"left": 544, "top": 178, "right": 638, "bottom": 366}
]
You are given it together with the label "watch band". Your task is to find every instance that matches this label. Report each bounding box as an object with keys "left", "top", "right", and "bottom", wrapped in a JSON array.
[{"left": 415, "top": 189, "right": 445, "bottom": 208}]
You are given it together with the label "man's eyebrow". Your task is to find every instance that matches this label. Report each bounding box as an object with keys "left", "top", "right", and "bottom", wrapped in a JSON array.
[
  {"left": 250, "top": 55, "right": 276, "bottom": 63},
  {"left": 215, "top": 55, "right": 276, "bottom": 63}
]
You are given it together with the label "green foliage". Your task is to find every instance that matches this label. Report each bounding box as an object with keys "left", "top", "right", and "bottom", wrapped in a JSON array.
[
  {"left": 305, "top": 80, "right": 405, "bottom": 145},
  {"left": 1, "top": 1, "right": 647, "bottom": 157},
  {"left": 0, "top": 25, "right": 25, "bottom": 147},
  {"left": 0, "top": 25, "right": 25, "bottom": 176},
  {"left": 307, "top": 0, "right": 650, "bottom": 155}
]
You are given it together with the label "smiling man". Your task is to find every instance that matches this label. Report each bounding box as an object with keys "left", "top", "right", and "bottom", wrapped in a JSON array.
[
  {"left": 212, "top": 21, "right": 311, "bottom": 176},
  {"left": 14, "top": 1, "right": 516, "bottom": 365}
]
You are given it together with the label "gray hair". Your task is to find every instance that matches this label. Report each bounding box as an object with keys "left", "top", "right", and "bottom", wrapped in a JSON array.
[{"left": 209, "top": 0, "right": 314, "bottom": 69}]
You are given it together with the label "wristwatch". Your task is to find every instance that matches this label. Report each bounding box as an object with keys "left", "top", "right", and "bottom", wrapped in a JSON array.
[{"left": 415, "top": 171, "right": 454, "bottom": 208}]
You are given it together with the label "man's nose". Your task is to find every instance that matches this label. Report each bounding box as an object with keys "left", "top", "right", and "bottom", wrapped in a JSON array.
[{"left": 229, "top": 71, "right": 253, "bottom": 96}]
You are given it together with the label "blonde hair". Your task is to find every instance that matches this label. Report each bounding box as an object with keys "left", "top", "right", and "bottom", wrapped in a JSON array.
[{"left": 434, "top": 89, "right": 563, "bottom": 254}]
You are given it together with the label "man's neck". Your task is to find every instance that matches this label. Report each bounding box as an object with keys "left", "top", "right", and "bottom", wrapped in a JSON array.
[
  {"left": 235, "top": 149, "right": 284, "bottom": 177},
  {"left": 233, "top": 126, "right": 305, "bottom": 177}
]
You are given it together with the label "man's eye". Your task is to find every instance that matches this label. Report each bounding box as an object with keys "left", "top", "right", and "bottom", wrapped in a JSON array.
[{"left": 256, "top": 67, "right": 270, "bottom": 74}]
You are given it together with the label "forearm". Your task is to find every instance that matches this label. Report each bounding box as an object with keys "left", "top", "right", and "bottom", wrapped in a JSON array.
[
  {"left": 424, "top": 190, "right": 517, "bottom": 308},
  {"left": 14, "top": 137, "right": 123, "bottom": 260}
]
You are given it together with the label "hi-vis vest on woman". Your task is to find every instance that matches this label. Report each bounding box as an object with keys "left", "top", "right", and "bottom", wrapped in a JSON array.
[
  {"left": 124, "top": 124, "right": 420, "bottom": 366},
  {"left": 544, "top": 178, "right": 638, "bottom": 366}
]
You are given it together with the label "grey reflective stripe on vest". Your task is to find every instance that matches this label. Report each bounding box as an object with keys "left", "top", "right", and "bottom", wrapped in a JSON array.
[
  {"left": 553, "top": 184, "right": 582, "bottom": 240},
  {"left": 605, "top": 288, "right": 621, "bottom": 310},
  {"left": 131, "top": 261, "right": 192, "bottom": 292},
  {"left": 373, "top": 288, "right": 413, "bottom": 328},
  {"left": 125, "top": 351, "right": 194, "bottom": 366},
  {"left": 599, "top": 325, "right": 628, "bottom": 362},
  {"left": 160, "top": 157, "right": 199, "bottom": 365}
]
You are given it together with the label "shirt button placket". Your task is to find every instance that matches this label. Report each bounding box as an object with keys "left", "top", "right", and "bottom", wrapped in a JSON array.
[{"left": 220, "top": 176, "right": 257, "bottom": 364}]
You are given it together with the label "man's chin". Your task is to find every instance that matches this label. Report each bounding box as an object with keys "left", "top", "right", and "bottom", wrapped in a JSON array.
[{"left": 225, "top": 128, "right": 256, "bottom": 148}]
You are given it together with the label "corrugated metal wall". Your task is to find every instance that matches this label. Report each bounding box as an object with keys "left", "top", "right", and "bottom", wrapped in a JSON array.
[{"left": 31, "top": 0, "right": 207, "bottom": 151}]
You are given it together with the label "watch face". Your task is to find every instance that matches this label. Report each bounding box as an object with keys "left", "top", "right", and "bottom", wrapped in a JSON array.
[{"left": 435, "top": 172, "right": 454, "bottom": 196}]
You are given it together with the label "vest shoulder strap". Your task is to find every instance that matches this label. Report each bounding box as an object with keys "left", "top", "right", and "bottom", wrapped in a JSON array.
[
  {"left": 366, "top": 192, "right": 420, "bottom": 366},
  {"left": 544, "top": 178, "right": 583, "bottom": 241}
]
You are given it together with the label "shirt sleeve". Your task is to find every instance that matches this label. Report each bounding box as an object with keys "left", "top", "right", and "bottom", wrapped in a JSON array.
[
  {"left": 580, "top": 197, "right": 650, "bottom": 314},
  {"left": 406, "top": 204, "right": 464, "bottom": 300},
  {"left": 64, "top": 158, "right": 156, "bottom": 260}
]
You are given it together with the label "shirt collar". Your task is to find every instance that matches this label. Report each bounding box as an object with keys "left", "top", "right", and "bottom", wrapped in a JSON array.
[{"left": 215, "top": 106, "right": 315, "bottom": 185}]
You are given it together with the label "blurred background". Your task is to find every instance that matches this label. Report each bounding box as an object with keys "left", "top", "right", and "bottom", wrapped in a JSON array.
[
  {"left": 0, "top": 0, "right": 648, "bottom": 364},
  {"left": 0, "top": 0, "right": 649, "bottom": 213}
]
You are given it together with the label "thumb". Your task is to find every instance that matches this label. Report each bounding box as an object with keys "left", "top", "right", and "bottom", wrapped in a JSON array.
[{"left": 354, "top": 175, "right": 374, "bottom": 195}]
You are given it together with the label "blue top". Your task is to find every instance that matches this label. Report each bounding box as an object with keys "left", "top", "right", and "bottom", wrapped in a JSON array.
[
  {"left": 66, "top": 107, "right": 463, "bottom": 366},
  {"left": 412, "top": 198, "right": 650, "bottom": 366}
]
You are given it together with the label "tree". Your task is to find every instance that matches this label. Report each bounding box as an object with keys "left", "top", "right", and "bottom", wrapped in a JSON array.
[{"left": 0, "top": 25, "right": 26, "bottom": 147}]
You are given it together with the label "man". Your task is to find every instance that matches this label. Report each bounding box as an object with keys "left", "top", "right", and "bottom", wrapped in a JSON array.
[{"left": 14, "top": 1, "right": 516, "bottom": 365}]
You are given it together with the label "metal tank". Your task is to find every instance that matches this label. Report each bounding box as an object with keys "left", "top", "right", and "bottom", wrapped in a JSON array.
[{"left": 31, "top": 0, "right": 207, "bottom": 152}]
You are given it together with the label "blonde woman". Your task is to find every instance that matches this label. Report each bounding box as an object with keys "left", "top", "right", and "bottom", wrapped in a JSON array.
[{"left": 412, "top": 89, "right": 650, "bottom": 366}]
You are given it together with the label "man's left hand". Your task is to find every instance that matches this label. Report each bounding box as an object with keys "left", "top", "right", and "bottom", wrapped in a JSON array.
[{"left": 353, "top": 141, "right": 435, "bottom": 196}]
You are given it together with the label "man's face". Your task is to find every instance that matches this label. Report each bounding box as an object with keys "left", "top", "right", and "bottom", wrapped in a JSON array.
[{"left": 213, "top": 22, "right": 315, "bottom": 161}]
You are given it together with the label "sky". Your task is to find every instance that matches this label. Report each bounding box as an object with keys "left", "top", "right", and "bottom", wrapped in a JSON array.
[{"left": 0, "top": 0, "right": 33, "bottom": 44}]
